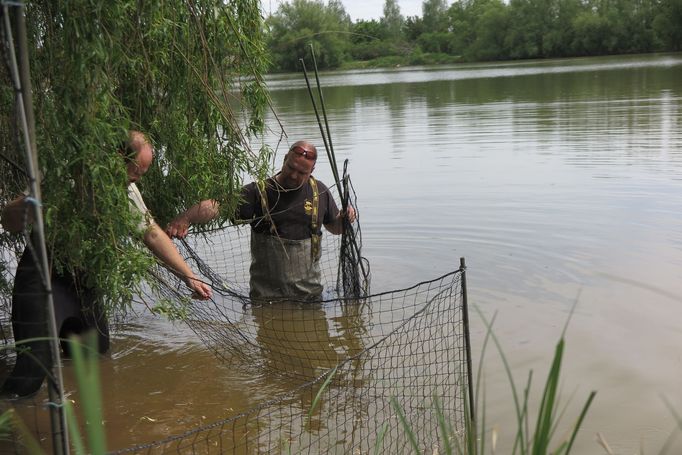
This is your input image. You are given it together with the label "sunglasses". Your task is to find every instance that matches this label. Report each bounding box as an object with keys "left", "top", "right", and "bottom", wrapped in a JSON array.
[{"left": 290, "top": 145, "right": 317, "bottom": 161}]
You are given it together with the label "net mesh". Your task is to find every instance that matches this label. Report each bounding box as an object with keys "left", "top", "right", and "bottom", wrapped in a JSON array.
[
  {"left": 108, "top": 177, "right": 472, "bottom": 454},
  {"left": 0, "top": 173, "right": 472, "bottom": 453},
  {"left": 117, "top": 273, "right": 467, "bottom": 454}
]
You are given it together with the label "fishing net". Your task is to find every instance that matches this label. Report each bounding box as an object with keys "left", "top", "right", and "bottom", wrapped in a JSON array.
[
  {"left": 107, "top": 173, "right": 473, "bottom": 454},
  {"left": 112, "top": 270, "right": 468, "bottom": 454},
  {"left": 0, "top": 164, "right": 473, "bottom": 452}
]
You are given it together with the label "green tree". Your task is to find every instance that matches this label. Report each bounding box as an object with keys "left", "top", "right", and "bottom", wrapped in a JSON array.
[
  {"left": 505, "top": 0, "right": 556, "bottom": 58},
  {"left": 448, "top": 0, "right": 475, "bottom": 54},
  {"left": 349, "top": 20, "right": 395, "bottom": 60},
  {"left": 571, "top": 10, "right": 611, "bottom": 54},
  {"left": 653, "top": 0, "right": 682, "bottom": 50},
  {"left": 382, "top": 0, "right": 405, "bottom": 39},
  {"left": 0, "top": 1, "right": 270, "bottom": 310},
  {"left": 422, "top": 0, "right": 450, "bottom": 32},
  {"left": 267, "top": 0, "right": 352, "bottom": 71},
  {"left": 467, "top": 0, "right": 510, "bottom": 60},
  {"left": 404, "top": 15, "right": 426, "bottom": 43},
  {"left": 542, "top": 0, "right": 584, "bottom": 56},
  {"left": 351, "top": 19, "right": 387, "bottom": 43}
]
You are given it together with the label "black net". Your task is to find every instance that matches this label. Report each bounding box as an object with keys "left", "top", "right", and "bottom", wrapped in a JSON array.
[
  {"left": 114, "top": 273, "right": 467, "bottom": 454},
  {"left": 0, "top": 171, "right": 472, "bottom": 453},
  {"left": 109, "top": 175, "right": 472, "bottom": 453}
]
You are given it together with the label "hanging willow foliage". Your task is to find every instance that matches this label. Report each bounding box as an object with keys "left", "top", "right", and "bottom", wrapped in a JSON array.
[{"left": 0, "top": 1, "right": 273, "bottom": 311}]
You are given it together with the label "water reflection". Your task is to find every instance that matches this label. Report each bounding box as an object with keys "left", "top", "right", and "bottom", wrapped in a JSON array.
[
  {"left": 247, "top": 300, "right": 368, "bottom": 450},
  {"left": 249, "top": 300, "right": 366, "bottom": 381}
]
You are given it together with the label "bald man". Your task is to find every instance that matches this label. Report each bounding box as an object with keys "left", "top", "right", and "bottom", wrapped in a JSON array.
[
  {"left": 121, "top": 132, "right": 211, "bottom": 299},
  {"left": 166, "top": 140, "right": 355, "bottom": 300},
  {"left": 0, "top": 131, "right": 211, "bottom": 397}
]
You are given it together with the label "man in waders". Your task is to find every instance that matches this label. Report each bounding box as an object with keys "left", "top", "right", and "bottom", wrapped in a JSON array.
[
  {"left": 165, "top": 140, "right": 355, "bottom": 300},
  {"left": 0, "top": 131, "right": 212, "bottom": 398}
]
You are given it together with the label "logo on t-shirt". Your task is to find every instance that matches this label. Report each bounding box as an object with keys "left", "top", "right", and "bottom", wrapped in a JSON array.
[{"left": 304, "top": 199, "right": 313, "bottom": 215}]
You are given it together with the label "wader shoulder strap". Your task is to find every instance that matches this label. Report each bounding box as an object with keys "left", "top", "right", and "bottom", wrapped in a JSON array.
[
  {"left": 257, "top": 179, "right": 278, "bottom": 236},
  {"left": 309, "top": 176, "right": 320, "bottom": 260}
]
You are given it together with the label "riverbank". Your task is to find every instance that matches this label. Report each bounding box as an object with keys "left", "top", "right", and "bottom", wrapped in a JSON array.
[{"left": 338, "top": 52, "right": 463, "bottom": 70}]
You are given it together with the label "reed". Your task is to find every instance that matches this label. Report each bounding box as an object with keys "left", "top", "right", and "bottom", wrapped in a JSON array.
[
  {"left": 1, "top": 334, "right": 107, "bottom": 454},
  {"left": 390, "top": 305, "right": 597, "bottom": 454}
]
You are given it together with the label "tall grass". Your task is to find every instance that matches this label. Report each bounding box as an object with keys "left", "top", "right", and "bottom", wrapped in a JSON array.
[
  {"left": 393, "top": 308, "right": 596, "bottom": 455},
  {"left": 391, "top": 305, "right": 597, "bottom": 454}
]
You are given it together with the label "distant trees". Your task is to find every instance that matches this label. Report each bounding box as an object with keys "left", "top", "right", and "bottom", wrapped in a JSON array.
[
  {"left": 266, "top": 0, "right": 351, "bottom": 71},
  {"left": 265, "top": 0, "right": 682, "bottom": 71},
  {"left": 653, "top": 0, "right": 682, "bottom": 50},
  {"left": 382, "top": 0, "right": 404, "bottom": 40}
]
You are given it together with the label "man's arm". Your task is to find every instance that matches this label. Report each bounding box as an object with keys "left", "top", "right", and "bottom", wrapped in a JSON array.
[
  {"left": 1, "top": 195, "right": 33, "bottom": 233},
  {"left": 143, "top": 222, "right": 212, "bottom": 299},
  {"left": 165, "top": 199, "right": 220, "bottom": 239},
  {"left": 324, "top": 205, "right": 356, "bottom": 235}
]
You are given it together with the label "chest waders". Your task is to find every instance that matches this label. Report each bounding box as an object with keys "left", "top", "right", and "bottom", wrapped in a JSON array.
[{"left": 249, "top": 177, "right": 323, "bottom": 301}]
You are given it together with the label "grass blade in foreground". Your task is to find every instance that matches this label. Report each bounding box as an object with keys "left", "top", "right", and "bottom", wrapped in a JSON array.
[
  {"left": 68, "top": 332, "right": 107, "bottom": 454},
  {"left": 474, "top": 304, "right": 596, "bottom": 455}
]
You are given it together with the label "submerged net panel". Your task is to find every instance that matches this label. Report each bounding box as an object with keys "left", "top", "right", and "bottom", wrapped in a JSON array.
[
  {"left": 116, "top": 173, "right": 472, "bottom": 453},
  {"left": 113, "top": 270, "right": 469, "bottom": 454}
]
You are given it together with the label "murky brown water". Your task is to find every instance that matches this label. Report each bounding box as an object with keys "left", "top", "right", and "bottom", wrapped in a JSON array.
[{"left": 3, "top": 53, "right": 682, "bottom": 453}]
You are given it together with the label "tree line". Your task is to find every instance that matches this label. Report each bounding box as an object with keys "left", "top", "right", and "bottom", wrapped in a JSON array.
[{"left": 266, "top": 0, "right": 682, "bottom": 71}]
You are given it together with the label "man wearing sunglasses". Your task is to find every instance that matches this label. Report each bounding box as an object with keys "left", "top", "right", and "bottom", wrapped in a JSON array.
[{"left": 166, "top": 140, "right": 355, "bottom": 300}]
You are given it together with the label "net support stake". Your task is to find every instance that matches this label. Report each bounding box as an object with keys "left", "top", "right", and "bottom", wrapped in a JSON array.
[
  {"left": 460, "top": 257, "right": 476, "bottom": 430},
  {"left": 3, "top": 4, "right": 69, "bottom": 453}
]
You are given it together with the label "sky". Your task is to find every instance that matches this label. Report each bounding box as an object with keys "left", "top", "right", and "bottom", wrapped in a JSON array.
[{"left": 264, "top": 0, "right": 424, "bottom": 21}]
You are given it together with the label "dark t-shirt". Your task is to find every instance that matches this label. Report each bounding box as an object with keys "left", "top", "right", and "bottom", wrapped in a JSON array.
[{"left": 237, "top": 176, "right": 339, "bottom": 241}]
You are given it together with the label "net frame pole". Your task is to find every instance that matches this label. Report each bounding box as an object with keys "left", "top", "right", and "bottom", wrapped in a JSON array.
[
  {"left": 3, "top": 3, "right": 69, "bottom": 453},
  {"left": 299, "top": 51, "right": 368, "bottom": 285},
  {"left": 459, "top": 257, "right": 475, "bottom": 428}
]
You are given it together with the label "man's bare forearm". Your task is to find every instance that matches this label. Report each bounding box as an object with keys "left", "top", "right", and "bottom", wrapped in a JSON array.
[
  {"left": 166, "top": 199, "right": 221, "bottom": 239},
  {"left": 143, "top": 223, "right": 196, "bottom": 279},
  {"left": 182, "top": 199, "right": 220, "bottom": 224}
]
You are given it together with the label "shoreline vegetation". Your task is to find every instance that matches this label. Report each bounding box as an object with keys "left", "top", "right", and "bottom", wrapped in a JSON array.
[
  {"left": 339, "top": 52, "right": 464, "bottom": 70},
  {"left": 265, "top": 0, "right": 682, "bottom": 73}
]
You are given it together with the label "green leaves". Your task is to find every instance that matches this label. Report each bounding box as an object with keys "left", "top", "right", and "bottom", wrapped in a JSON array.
[
  {"left": 266, "top": 0, "right": 352, "bottom": 71},
  {"left": 0, "top": 1, "right": 271, "bottom": 313}
]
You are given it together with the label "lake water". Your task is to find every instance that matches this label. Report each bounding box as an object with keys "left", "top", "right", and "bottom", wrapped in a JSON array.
[
  {"left": 5, "top": 53, "right": 682, "bottom": 453},
  {"left": 261, "top": 53, "right": 682, "bottom": 453}
]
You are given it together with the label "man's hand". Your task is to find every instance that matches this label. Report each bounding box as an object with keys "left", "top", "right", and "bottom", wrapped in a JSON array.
[
  {"left": 344, "top": 205, "right": 357, "bottom": 224},
  {"left": 166, "top": 216, "right": 190, "bottom": 239},
  {"left": 165, "top": 200, "right": 220, "bottom": 239},
  {"left": 325, "top": 205, "right": 357, "bottom": 235},
  {"left": 1, "top": 195, "right": 32, "bottom": 233},
  {"left": 187, "top": 277, "right": 212, "bottom": 300}
]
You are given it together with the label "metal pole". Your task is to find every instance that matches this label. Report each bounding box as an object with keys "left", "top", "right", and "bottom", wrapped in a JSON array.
[
  {"left": 4, "top": 4, "right": 70, "bottom": 453},
  {"left": 459, "top": 257, "right": 476, "bottom": 429}
]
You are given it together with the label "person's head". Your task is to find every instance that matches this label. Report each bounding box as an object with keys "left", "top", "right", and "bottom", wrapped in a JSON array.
[
  {"left": 120, "top": 131, "right": 153, "bottom": 183},
  {"left": 277, "top": 141, "right": 317, "bottom": 189}
]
